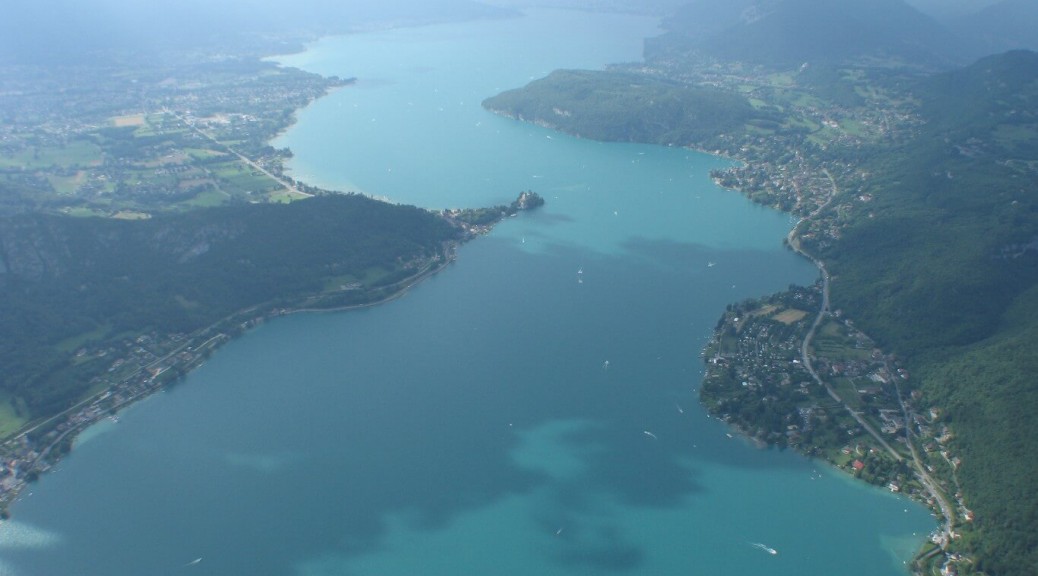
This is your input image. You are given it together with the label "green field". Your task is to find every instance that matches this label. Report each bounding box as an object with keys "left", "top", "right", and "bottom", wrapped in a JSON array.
[
  {"left": 216, "top": 170, "right": 281, "bottom": 196},
  {"left": 0, "top": 140, "right": 102, "bottom": 170},
  {"left": 185, "top": 189, "right": 231, "bottom": 208},
  {"left": 266, "top": 189, "right": 305, "bottom": 203},
  {"left": 322, "top": 274, "right": 362, "bottom": 292},
  {"left": 46, "top": 172, "right": 86, "bottom": 195},
  {"left": 832, "top": 378, "right": 864, "bottom": 410},
  {"left": 56, "top": 323, "right": 113, "bottom": 354},
  {"left": 839, "top": 119, "right": 868, "bottom": 137},
  {"left": 0, "top": 394, "right": 28, "bottom": 438},
  {"left": 184, "top": 147, "right": 228, "bottom": 160},
  {"left": 811, "top": 321, "right": 873, "bottom": 360}
]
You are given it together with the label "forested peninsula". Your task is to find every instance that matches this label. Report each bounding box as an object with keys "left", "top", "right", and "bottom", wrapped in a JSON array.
[
  {"left": 484, "top": 38, "right": 1038, "bottom": 576},
  {"left": 0, "top": 188, "right": 547, "bottom": 514}
]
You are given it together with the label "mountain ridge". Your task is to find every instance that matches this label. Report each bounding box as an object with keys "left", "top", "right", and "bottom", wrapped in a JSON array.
[{"left": 648, "top": 0, "right": 970, "bottom": 69}]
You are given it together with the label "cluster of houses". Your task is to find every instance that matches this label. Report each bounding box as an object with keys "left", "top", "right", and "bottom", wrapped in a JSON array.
[{"left": 0, "top": 329, "right": 229, "bottom": 516}]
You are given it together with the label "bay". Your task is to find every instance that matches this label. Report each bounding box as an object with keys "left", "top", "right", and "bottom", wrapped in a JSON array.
[{"left": 0, "top": 9, "right": 934, "bottom": 576}]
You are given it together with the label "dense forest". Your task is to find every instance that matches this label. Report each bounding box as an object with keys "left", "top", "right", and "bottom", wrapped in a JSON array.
[
  {"left": 821, "top": 52, "right": 1038, "bottom": 353},
  {"left": 483, "top": 69, "right": 772, "bottom": 149},
  {"left": 0, "top": 194, "right": 459, "bottom": 417},
  {"left": 814, "top": 51, "right": 1038, "bottom": 575},
  {"left": 921, "top": 286, "right": 1038, "bottom": 575}
]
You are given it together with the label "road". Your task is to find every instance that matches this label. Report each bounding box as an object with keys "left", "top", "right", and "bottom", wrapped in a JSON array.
[
  {"left": 790, "top": 169, "right": 956, "bottom": 546},
  {"left": 789, "top": 170, "right": 902, "bottom": 461},
  {"left": 894, "top": 378, "right": 957, "bottom": 544},
  {"left": 165, "top": 109, "right": 311, "bottom": 199}
]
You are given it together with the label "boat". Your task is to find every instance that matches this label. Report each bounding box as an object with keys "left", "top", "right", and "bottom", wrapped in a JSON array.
[{"left": 751, "top": 543, "right": 778, "bottom": 555}]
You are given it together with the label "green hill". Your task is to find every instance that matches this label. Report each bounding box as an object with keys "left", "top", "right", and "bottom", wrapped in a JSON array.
[
  {"left": 822, "top": 51, "right": 1038, "bottom": 353},
  {"left": 0, "top": 194, "right": 459, "bottom": 417},
  {"left": 483, "top": 69, "right": 773, "bottom": 148},
  {"left": 816, "top": 50, "right": 1038, "bottom": 574}
]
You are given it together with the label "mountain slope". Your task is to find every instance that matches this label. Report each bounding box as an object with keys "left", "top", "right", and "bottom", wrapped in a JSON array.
[
  {"left": 824, "top": 50, "right": 1038, "bottom": 354},
  {"left": 814, "top": 51, "right": 1038, "bottom": 575},
  {"left": 951, "top": 0, "right": 1038, "bottom": 55},
  {"left": 648, "top": 0, "right": 968, "bottom": 69}
]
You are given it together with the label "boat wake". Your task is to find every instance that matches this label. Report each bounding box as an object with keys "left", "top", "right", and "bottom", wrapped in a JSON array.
[{"left": 751, "top": 543, "right": 778, "bottom": 555}]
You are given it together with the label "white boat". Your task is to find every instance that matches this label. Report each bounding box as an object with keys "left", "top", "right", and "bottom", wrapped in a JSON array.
[{"left": 751, "top": 543, "right": 778, "bottom": 555}]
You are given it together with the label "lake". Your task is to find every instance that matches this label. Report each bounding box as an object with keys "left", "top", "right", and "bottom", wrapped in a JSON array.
[{"left": 0, "top": 9, "right": 934, "bottom": 576}]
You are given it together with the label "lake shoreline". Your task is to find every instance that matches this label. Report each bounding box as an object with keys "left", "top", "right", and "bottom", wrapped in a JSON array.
[
  {"left": 0, "top": 185, "right": 549, "bottom": 519},
  {"left": 486, "top": 101, "right": 943, "bottom": 574},
  {"left": 0, "top": 237, "right": 467, "bottom": 519}
]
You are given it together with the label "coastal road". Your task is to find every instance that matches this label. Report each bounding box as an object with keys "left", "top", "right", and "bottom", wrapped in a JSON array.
[
  {"left": 791, "top": 169, "right": 956, "bottom": 545},
  {"left": 789, "top": 170, "right": 902, "bottom": 462},
  {"left": 893, "top": 378, "right": 957, "bottom": 544}
]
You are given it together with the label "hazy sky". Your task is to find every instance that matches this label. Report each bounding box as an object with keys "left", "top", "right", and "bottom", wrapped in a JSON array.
[
  {"left": 0, "top": 0, "right": 1024, "bottom": 66},
  {"left": 0, "top": 0, "right": 513, "bottom": 64}
]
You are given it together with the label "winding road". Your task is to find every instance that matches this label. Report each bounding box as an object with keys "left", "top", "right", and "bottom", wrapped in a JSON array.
[
  {"left": 787, "top": 171, "right": 901, "bottom": 460},
  {"left": 788, "top": 169, "right": 956, "bottom": 547}
]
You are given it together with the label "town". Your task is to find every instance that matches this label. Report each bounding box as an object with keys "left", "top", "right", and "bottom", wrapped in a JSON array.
[
  {"left": 0, "top": 54, "right": 350, "bottom": 218},
  {"left": 702, "top": 282, "right": 974, "bottom": 573}
]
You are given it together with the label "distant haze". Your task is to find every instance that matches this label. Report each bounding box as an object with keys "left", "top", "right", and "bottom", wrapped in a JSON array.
[
  {"left": 903, "top": 0, "right": 1002, "bottom": 20},
  {"left": 3, "top": 0, "right": 1034, "bottom": 66},
  {"left": 0, "top": 0, "right": 513, "bottom": 64},
  {"left": 478, "top": 0, "right": 688, "bottom": 13}
]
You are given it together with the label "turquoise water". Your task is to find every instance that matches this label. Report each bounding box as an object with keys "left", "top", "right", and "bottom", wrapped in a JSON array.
[{"left": 0, "top": 10, "right": 934, "bottom": 576}]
